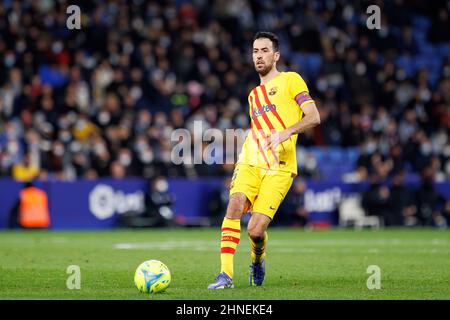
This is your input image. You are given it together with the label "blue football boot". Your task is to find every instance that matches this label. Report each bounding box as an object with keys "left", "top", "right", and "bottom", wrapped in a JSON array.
[
  {"left": 207, "top": 272, "right": 234, "bottom": 289},
  {"left": 249, "top": 260, "right": 266, "bottom": 286}
]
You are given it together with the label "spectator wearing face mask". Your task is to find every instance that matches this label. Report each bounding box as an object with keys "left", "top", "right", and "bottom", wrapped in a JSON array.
[
  {"left": 143, "top": 176, "right": 176, "bottom": 227},
  {"left": 1, "top": 0, "right": 450, "bottom": 184},
  {"left": 117, "top": 176, "right": 175, "bottom": 228}
]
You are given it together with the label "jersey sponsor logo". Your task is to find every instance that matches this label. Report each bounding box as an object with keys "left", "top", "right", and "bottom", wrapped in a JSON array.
[
  {"left": 269, "top": 205, "right": 276, "bottom": 210},
  {"left": 252, "top": 104, "right": 277, "bottom": 118}
]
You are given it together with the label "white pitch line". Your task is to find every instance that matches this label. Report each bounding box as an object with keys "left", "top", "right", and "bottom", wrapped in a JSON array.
[
  {"left": 113, "top": 239, "right": 450, "bottom": 254},
  {"left": 114, "top": 238, "right": 449, "bottom": 250},
  {"left": 268, "top": 239, "right": 450, "bottom": 246}
]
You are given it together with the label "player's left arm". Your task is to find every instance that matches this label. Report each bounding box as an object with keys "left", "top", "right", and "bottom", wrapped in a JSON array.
[
  {"left": 266, "top": 93, "right": 320, "bottom": 151},
  {"left": 286, "top": 96, "right": 321, "bottom": 134}
]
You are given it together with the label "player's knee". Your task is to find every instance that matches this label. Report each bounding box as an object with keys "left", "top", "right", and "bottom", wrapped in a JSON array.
[
  {"left": 226, "top": 196, "right": 246, "bottom": 219},
  {"left": 247, "top": 226, "right": 265, "bottom": 241},
  {"left": 227, "top": 200, "right": 244, "bottom": 219}
]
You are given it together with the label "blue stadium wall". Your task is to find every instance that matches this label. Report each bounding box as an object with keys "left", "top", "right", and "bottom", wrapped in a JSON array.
[{"left": 1, "top": 178, "right": 449, "bottom": 230}]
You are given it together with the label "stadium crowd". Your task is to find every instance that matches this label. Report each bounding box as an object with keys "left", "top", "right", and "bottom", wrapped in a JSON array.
[{"left": 0, "top": 0, "right": 449, "bottom": 186}]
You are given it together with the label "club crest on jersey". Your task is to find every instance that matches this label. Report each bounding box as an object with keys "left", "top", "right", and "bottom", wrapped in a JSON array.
[{"left": 268, "top": 87, "right": 277, "bottom": 96}]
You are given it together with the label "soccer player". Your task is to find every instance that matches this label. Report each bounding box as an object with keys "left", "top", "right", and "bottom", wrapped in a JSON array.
[{"left": 208, "top": 31, "right": 321, "bottom": 289}]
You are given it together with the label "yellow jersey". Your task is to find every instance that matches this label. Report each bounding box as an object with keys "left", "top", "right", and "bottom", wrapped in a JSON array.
[{"left": 237, "top": 71, "right": 314, "bottom": 175}]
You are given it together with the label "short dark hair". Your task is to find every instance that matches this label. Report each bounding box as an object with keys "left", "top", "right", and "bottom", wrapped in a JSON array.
[{"left": 253, "top": 31, "right": 279, "bottom": 52}]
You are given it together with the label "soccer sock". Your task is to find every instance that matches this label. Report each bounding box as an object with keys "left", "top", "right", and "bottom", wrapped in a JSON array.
[
  {"left": 220, "top": 218, "right": 241, "bottom": 278},
  {"left": 250, "top": 231, "right": 268, "bottom": 264}
]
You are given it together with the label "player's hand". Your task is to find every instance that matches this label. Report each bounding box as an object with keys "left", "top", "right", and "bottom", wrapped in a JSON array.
[
  {"left": 265, "top": 129, "right": 291, "bottom": 162},
  {"left": 266, "top": 129, "right": 291, "bottom": 151}
]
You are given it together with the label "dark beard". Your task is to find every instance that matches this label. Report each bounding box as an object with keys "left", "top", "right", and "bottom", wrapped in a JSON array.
[{"left": 256, "top": 64, "right": 272, "bottom": 76}]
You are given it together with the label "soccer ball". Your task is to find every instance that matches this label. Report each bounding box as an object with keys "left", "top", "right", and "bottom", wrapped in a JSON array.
[{"left": 134, "top": 260, "right": 171, "bottom": 294}]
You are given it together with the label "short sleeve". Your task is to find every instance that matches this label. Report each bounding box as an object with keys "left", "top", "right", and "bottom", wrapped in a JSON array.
[
  {"left": 288, "top": 72, "right": 314, "bottom": 109},
  {"left": 288, "top": 72, "right": 309, "bottom": 98}
]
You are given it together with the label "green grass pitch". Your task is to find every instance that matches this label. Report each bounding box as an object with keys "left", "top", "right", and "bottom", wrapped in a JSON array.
[{"left": 0, "top": 228, "right": 449, "bottom": 300}]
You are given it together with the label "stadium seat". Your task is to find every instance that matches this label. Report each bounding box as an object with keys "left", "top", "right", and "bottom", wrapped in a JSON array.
[
  {"left": 419, "top": 44, "right": 435, "bottom": 55},
  {"left": 291, "top": 53, "right": 322, "bottom": 79},
  {"left": 411, "top": 15, "right": 431, "bottom": 31},
  {"left": 338, "top": 196, "right": 382, "bottom": 229},
  {"left": 437, "top": 43, "right": 450, "bottom": 58}
]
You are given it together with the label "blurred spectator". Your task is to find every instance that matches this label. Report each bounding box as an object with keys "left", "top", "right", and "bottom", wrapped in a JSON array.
[
  {"left": 414, "top": 168, "right": 447, "bottom": 227},
  {"left": 9, "top": 182, "right": 50, "bottom": 229},
  {"left": 143, "top": 176, "right": 175, "bottom": 227},
  {"left": 277, "top": 178, "right": 309, "bottom": 227},
  {"left": 117, "top": 176, "right": 175, "bottom": 228},
  {"left": 208, "top": 176, "right": 232, "bottom": 226},
  {"left": 442, "top": 201, "right": 450, "bottom": 227},
  {"left": 387, "top": 170, "right": 415, "bottom": 226},
  {"left": 0, "top": 0, "right": 449, "bottom": 186},
  {"left": 361, "top": 174, "right": 390, "bottom": 225},
  {"left": 12, "top": 152, "right": 39, "bottom": 182},
  {"left": 110, "top": 161, "right": 125, "bottom": 180},
  {"left": 429, "top": 8, "right": 450, "bottom": 43}
]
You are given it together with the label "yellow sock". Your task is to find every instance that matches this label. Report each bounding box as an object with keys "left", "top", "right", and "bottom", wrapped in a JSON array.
[
  {"left": 250, "top": 231, "right": 268, "bottom": 263},
  {"left": 220, "top": 218, "right": 241, "bottom": 278}
]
